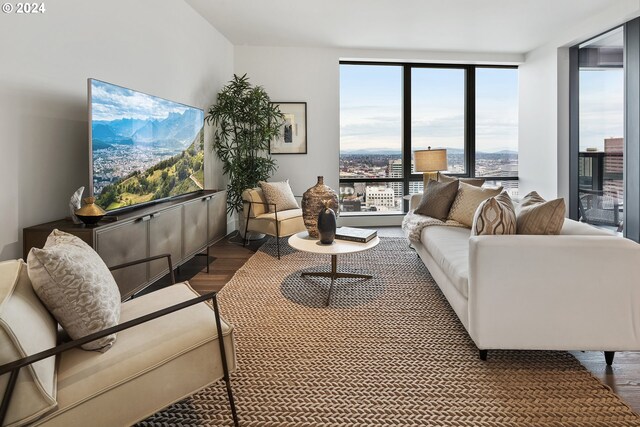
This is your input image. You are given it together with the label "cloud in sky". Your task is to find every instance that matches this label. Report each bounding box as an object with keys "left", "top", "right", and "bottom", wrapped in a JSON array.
[{"left": 91, "top": 80, "right": 196, "bottom": 122}]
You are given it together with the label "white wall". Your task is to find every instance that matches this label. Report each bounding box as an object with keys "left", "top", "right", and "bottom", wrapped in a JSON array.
[
  {"left": 518, "top": 0, "right": 640, "bottom": 202},
  {"left": 0, "top": 0, "right": 234, "bottom": 260},
  {"left": 235, "top": 46, "right": 522, "bottom": 226}
]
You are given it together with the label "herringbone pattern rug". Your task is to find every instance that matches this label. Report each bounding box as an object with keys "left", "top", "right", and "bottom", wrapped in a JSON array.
[{"left": 139, "top": 237, "right": 640, "bottom": 426}]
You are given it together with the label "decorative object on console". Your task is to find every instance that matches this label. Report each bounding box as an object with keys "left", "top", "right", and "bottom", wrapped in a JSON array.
[
  {"left": 414, "top": 147, "right": 448, "bottom": 187},
  {"left": 69, "top": 186, "right": 84, "bottom": 224},
  {"left": 317, "top": 201, "right": 337, "bottom": 244},
  {"left": 437, "top": 173, "right": 485, "bottom": 188},
  {"left": 259, "top": 180, "right": 299, "bottom": 213},
  {"left": 269, "top": 102, "right": 307, "bottom": 154},
  {"left": 414, "top": 179, "right": 459, "bottom": 221},
  {"left": 516, "top": 191, "right": 565, "bottom": 235},
  {"left": 472, "top": 191, "right": 516, "bottom": 236},
  {"left": 74, "top": 196, "right": 106, "bottom": 225},
  {"left": 335, "top": 226, "right": 377, "bottom": 243},
  {"left": 27, "top": 229, "right": 121, "bottom": 352},
  {"left": 206, "top": 74, "right": 281, "bottom": 214},
  {"left": 302, "top": 176, "right": 339, "bottom": 238},
  {"left": 447, "top": 182, "right": 503, "bottom": 227}
]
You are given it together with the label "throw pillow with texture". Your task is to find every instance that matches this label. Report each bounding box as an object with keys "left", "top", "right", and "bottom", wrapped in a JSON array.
[
  {"left": 447, "top": 182, "right": 503, "bottom": 227},
  {"left": 517, "top": 191, "right": 565, "bottom": 235},
  {"left": 414, "top": 179, "right": 459, "bottom": 221},
  {"left": 472, "top": 191, "right": 516, "bottom": 235},
  {"left": 438, "top": 173, "right": 485, "bottom": 188},
  {"left": 27, "top": 229, "right": 121, "bottom": 352},
  {"left": 259, "top": 180, "right": 299, "bottom": 213}
]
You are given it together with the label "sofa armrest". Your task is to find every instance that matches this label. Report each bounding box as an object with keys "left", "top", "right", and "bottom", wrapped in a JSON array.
[{"left": 468, "top": 235, "right": 640, "bottom": 351}]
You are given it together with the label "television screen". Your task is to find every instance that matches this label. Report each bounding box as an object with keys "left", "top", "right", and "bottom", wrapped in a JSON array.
[{"left": 89, "top": 79, "right": 205, "bottom": 212}]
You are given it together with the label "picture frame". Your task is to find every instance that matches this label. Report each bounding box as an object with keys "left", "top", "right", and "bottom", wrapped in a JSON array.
[{"left": 270, "top": 102, "right": 307, "bottom": 154}]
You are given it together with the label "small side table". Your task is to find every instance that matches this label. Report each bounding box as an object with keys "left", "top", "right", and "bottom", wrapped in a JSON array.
[{"left": 288, "top": 231, "right": 380, "bottom": 305}]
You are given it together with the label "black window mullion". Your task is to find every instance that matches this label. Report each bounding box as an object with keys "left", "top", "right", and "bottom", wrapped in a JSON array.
[
  {"left": 466, "top": 66, "right": 476, "bottom": 178},
  {"left": 403, "top": 65, "right": 412, "bottom": 212}
]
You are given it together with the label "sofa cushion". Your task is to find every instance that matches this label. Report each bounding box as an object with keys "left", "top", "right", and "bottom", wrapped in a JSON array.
[
  {"left": 472, "top": 191, "right": 516, "bottom": 236},
  {"left": 421, "top": 226, "right": 472, "bottom": 298},
  {"left": 560, "top": 218, "right": 614, "bottom": 236},
  {"left": 438, "top": 173, "right": 485, "bottom": 187},
  {"left": 0, "top": 260, "right": 57, "bottom": 427},
  {"left": 259, "top": 180, "right": 299, "bottom": 213},
  {"left": 448, "top": 182, "right": 503, "bottom": 227},
  {"left": 517, "top": 191, "right": 565, "bottom": 235},
  {"left": 38, "top": 282, "right": 236, "bottom": 427},
  {"left": 27, "top": 230, "right": 121, "bottom": 352},
  {"left": 243, "top": 188, "right": 267, "bottom": 218},
  {"left": 414, "top": 179, "right": 459, "bottom": 221}
]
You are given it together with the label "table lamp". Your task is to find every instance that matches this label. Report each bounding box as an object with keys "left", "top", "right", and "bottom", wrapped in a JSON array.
[{"left": 414, "top": 147, "right": 448, "bottom": 188}]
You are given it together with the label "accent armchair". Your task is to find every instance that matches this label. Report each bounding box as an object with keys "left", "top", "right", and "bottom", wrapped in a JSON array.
[
  {"left": 0, "top": 255, "right": 238, "bottom": 427},
  {"left": 241, "top": 187, "right": 306, "bottom": 259}
]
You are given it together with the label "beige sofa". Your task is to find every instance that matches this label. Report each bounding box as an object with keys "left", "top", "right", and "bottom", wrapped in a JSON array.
[
  {"left": 0, "top": 259, "right": 237, "bottom": 427},
  {"left": 409, "top": 194, "right": 640, "bottom": 364}
]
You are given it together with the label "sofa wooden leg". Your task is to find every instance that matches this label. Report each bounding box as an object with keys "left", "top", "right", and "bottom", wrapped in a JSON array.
[
  {"left": 479, "top": 350, "right": 488, "bottom": 361},
  {"left": 604, "top": 351, "right": 615, "bottom": 366}
]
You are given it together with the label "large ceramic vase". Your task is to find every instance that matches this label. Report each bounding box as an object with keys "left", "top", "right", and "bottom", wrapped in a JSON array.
[
  {"left": 301, "top": 176, "right": 339, "bottom": 238},
  {"left": 317, "top": 205, "right": 337, "bottom": 244}
]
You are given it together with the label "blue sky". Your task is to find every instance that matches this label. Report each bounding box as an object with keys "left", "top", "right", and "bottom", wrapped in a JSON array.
[
  {"left": 340, "top": 65, "right": 518, "bottom": 153},
  {"left": 91, "top": 80, "right": 202, "bottom": 122},
  {"left": 579, "top": 69, "right": 623, "bottom": 151}
]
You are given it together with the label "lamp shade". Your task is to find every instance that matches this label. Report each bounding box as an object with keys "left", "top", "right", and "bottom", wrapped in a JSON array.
[{"left": 414, "top": 148, "right": 447, "bottom": 172}]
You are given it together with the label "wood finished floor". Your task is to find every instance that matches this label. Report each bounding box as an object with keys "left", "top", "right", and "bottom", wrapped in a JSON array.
[{"left": 170, "top": 228, "right": 640, "bottom": 414}]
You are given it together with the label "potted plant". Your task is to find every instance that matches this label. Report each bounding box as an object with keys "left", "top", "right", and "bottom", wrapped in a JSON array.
[{"left": 206, "top": 74, "right": 283, "bottom": 232}]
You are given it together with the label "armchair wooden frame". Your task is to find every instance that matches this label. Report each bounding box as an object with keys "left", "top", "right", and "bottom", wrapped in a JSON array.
[
  {"left": 0, "top": 254, "right": 238, "bottom": 427},
  {"left": 242, "top": 199, "right": 283, "bottom": 259}
]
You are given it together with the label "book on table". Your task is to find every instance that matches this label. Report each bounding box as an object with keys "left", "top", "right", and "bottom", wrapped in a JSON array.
[{"left": 335, "top": 227, "right": 377, "bottom": 243}]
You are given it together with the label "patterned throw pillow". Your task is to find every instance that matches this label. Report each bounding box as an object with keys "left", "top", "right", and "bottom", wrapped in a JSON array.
[
  {"left": 517, "top": 191, "right": 565, "bottom": 235},
  {"left": 447, "top": 182, "right": 503, "bottom": 227},
  {"left": 438, "top": 173, "right": 485, "bottom": 188},
  {"left": 259, "top": 180, "right": 299, "bottom": 213},
  {"left": 414, "top": 179, "right": 459, "bottom": 221},
  {"left": 472, "top": 191, "right": 516, "bottom": 235},
  {"left": 27, "top": 229, "right": 121, "bottom": 352}
]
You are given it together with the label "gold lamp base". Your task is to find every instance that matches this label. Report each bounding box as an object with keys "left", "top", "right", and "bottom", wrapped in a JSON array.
[{"left": 422, "top": 172, "right": 439, "bottom": 188}]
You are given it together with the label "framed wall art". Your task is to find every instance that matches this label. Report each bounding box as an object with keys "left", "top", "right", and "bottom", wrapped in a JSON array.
[{"left": 270, "top": 102, "right": 307, "bottom": 154}]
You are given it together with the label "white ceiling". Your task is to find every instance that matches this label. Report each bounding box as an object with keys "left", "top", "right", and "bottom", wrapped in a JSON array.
[{"left": 186, "top": 0, "right": 620, "bottom": 54}]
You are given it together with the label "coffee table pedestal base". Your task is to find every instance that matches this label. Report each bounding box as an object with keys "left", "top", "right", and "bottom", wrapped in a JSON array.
[{"left": 301, "top": 255, "right": 372, "bottom": 305}]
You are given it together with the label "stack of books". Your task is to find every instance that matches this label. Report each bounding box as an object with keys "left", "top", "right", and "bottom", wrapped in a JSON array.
[{"left": 335, "top": 227, "right": 377, "bottom": 243}]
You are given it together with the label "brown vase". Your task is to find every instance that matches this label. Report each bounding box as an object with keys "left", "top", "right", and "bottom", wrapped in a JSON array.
[
  {"left": 301, "top": 176, "right": 339, "bottom": 238},
  {"left": 75, "top": 197, "right": 106, "bottom": 225}
]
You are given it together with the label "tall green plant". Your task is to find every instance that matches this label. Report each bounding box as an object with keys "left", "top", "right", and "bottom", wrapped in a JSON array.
[{"left": 206, "top": 74, "right": 283, "bottom": 214}]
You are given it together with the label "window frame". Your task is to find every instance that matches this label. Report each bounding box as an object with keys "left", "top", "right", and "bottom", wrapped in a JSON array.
[{"left": 339, "top": 61, "right": 519, "bottom": 215}]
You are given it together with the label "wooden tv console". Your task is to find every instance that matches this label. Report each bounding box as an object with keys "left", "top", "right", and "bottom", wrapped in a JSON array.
[{"left": 23, "top": 190, "right": 227, "bottom": 300}]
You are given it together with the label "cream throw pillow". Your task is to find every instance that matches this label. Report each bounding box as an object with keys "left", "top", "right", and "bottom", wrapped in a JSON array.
[
  {"left": 259, "top": 180, "right": 299, "bottom": 213},
  {"left": 27, "top": 229, "right": 121, "bottom": 352},
  {"left": 517, "top": 191, "right": 565, "bottom": 235},
  {"left": 472, "top": 191, "right": 516, "bottom": 235},
  {"left": 447, "top": 182, "right": 503, "bottom": 227}
]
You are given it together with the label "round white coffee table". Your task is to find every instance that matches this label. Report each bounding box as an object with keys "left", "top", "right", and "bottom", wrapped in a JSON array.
[{"left": 288, "top": 231, "right": 380, "bottom": 305}]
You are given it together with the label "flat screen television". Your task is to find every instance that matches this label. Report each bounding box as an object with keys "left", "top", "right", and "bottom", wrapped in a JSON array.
[{"left": 88, "top": 78, "right": 205, "bottom": 212}]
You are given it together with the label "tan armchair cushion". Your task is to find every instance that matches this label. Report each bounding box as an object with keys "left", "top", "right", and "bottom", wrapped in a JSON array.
[
  {"left": 242, "top": 188, "right": 267, "bottom": 218},
  {"left": 0, "top": 260, "right": 57, "bottom": 427},
  {"left": 250, "top": 209, "right": 306, "bottom": 238}
]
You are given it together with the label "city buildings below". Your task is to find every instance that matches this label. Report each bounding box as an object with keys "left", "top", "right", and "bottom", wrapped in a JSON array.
[{"left": 339, "top": 151, "right": 519, "bottom": 214}]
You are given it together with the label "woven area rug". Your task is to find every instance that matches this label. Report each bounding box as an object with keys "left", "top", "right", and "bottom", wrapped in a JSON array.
[{"left": 140, "top": 237, "right": 640, "bottom": 426}]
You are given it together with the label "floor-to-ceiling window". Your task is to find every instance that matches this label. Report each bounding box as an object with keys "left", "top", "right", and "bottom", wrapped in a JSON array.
[
  {"left": 571, "top": 27, "right": 624, "bottom": 233},
  {"left": 339, "top": 62, "right": 519, "bottom": 215}
]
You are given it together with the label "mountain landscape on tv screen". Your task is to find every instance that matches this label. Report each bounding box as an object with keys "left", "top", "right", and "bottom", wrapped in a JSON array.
[{"left": 90, "top": 80, "right": 205, "bottom": 211}]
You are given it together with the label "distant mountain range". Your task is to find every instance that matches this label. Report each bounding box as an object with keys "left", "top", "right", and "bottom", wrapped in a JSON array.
[
  {"left": 92, "top": 110, "right": 202, "bottom": 150},
  {"left": 341, "top": 148, "right": 517, "bottom": 155}
]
